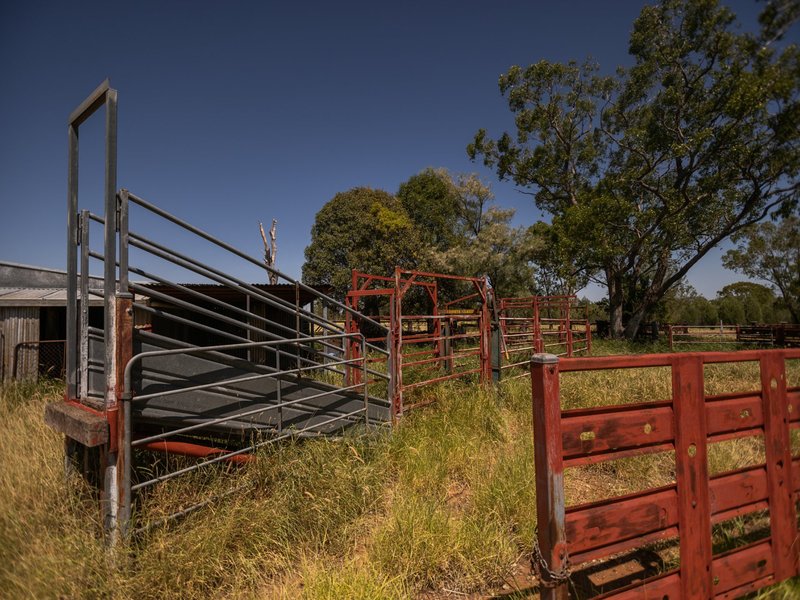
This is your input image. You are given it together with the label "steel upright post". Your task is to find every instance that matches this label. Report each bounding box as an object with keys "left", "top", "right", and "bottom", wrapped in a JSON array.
[
  {"left": 66, "top": 124, "right": 79, "bottom": 400},
  {"left": 531, "top": 354, "right": 568, "bottom": 600}
]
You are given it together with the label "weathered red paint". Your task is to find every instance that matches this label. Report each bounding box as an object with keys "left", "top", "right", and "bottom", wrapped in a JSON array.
[
  {"left": 532, "top": 349, "right": 800, "bottom": 599},
  {"left": 759, "top": 353, "right": 798, "bottom": 581},
  {"left": 531, "top": 354, "right": 568, "bottom": 599}
]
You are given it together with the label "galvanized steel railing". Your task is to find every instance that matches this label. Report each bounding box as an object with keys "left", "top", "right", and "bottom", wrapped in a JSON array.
[{"left": 61, "top": 79, "right": 392, "bottom": 540}]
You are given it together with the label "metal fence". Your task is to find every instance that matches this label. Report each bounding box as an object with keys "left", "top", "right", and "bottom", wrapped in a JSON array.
[
  {"left": 667, "top": 323, "right": 800, "bottom": 350},
  {"left": 346, "top": 269, "right": 491, "bottom": 419},
  {"left": 50, "top": 80, "right": 393, "bottom": 540},
  {"left": 496, "top": 296, "right": 591, "bottom": 381},
  {"left": 530, "top": 348, "right": 800, "bottom": 598},
  {"left": 12, "top": 339, "right": 66, "bottom": 380}
]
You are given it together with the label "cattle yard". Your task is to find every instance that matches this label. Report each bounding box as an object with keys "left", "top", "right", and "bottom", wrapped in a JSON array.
[{"left": 9, "top": 82, "right": 796, "bottom": 598}]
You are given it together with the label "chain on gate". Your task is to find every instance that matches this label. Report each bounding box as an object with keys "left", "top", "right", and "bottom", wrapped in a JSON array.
[{"left": 531, "top": 534, "right": 572, "bottom": 588}]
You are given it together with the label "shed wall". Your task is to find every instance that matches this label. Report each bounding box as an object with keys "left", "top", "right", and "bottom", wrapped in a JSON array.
[{"left": 0, "top": 307, "right": 39, "bottom": 382}]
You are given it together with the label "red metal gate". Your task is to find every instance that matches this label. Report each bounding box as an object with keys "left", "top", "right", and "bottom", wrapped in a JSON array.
[
  {"left": 346, "top": 268, "right": 491, "bottom": 419},
  {"left": 497, "top": 296, "right": 591, "bottom": 380},
  {"left": 531, "top": 349, "right": 800, "bottom": 599}
]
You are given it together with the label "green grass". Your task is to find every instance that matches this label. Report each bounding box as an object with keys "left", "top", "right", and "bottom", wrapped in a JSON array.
[{"left": 1, "top": 340, "right": 798, "bottom": 598}]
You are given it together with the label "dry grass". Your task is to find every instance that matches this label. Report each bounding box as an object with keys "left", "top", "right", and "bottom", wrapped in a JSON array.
[{"left": 1, "top": 340, "right": 798, "bottom": 598}]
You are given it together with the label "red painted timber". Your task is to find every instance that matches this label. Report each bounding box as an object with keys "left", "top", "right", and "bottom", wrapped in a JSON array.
[
  {"left": 594, "top": 540, "right": 774, "bottom": 600},
  {"left": 561, "top": 392, "right": 766, "bottom": 465},
  {"left": 561, "top": 402, "right": 674, "bottom": 460},
  {"left": 759, "top": 354, "right": 799, "bottom": 581},
  {"left": 672, "top": 355, "right": 713, "bottom": 599},
  {"left": 531, "top": 355, "right": 568, "bottom": 600},
  {"left": 565, "top": 464, "right": 772, "bottom": 564}
]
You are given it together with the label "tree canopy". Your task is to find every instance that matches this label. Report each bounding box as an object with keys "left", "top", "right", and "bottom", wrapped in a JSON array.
[
  {"left": 723, "top": 215, "right": 800, "bottom": 322},
  {"left": 396, "top": 168, "right": 461, "bottom": 251},
  {"left": 468, "top": 0, "right": 800, "bottom": 338},
  {"left": 302, "top": 187, "right": 421, "bottom": 300}
]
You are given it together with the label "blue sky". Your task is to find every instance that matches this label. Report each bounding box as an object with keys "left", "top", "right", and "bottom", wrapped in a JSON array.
[{"left": 0, "top": 0, "right": 772, "bottom": 300}]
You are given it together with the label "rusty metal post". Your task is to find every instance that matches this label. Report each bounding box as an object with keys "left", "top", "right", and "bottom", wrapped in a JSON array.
[
  {"left": 759, "top": 352, "right": 798, "bottom": 581},
  {"left": 115, "top": 190, "right": 133, "bottom": 539},
  {"left": 531, "top": 354, "right": 568, "bottom": 599},
  {"left": 491, "top": 324, "right": 501, "bottom": 383},
  {"left": 671, "top": 355, "right": 712, "bottom": 598},
  {"left": 114, "top": 296, "right": 133, "bottom": 538}
]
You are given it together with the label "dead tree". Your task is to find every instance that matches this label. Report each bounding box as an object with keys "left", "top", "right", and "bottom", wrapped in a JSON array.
[{"left": 259, "top": 219, "right": 278, "bottom": 285}]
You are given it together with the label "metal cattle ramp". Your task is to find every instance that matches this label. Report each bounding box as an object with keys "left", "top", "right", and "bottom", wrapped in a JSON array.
[{"left": 45, "top": 81, "right": 391, "bottom": 539}]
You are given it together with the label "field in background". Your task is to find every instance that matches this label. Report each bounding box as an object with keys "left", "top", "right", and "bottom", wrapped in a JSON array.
[{"left": 1, "top": 340, "right": 799, "bottom": 599}]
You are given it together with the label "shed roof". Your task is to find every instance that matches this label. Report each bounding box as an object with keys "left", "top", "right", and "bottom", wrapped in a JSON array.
[{"left": 0, "top": 287, "right": 104, "bottom": 308}]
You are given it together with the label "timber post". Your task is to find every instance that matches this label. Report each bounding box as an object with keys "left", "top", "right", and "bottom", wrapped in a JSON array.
[{"left": 531, "top": 353, "right": 568, "bottom": 599}]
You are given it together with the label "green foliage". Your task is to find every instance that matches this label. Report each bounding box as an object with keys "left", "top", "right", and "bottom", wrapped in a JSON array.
[
  {"left": 302, "top": 187, "right": 421, "bottom": 300},
  {"left": 416, "top": 171, "right": 537, "bottom": 296},
  {"left": 428, "top": 206, "right": 535, "bottom": 297},
  {"left": 469, "top": 0, "right": 800, "bottom": 339},
  {"left": 526, "top": 221, "right": 589, "bottom": 296},
  {"left": 397, "top": 168, "right": 461, "bottom": 250},
  {"left": 723, "top": 216, "right": 800, "bottom": 323}
]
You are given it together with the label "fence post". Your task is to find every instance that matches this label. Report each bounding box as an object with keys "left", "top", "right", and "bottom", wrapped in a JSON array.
[
  {"left": 759, "top": 352, "right": 798, "bottom": 581},
  {"left": 671, "top": 355, "right": 712, "bottom": 598},
  {"left": 491, "top": 325, "right": 501, "bottom": 383},
  {"left": 586, "top": 320, "right": 592, "bottom": 354},
  {"left": 531, "top": 354, "right": 568, "bottom": 599},
  {"left": 442, "top": 320, "right": 453, "bottom": 374}
]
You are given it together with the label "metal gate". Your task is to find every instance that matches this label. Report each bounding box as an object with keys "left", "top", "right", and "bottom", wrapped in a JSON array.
[
  {"left": 531, "top": 349, "right": 800, "bottom": 598},
  {"left": 346, "top": 268, "right": 491, "bottom": 419},
  {"left": 496, "top": 296, "right": 591, "bottom": 381}
]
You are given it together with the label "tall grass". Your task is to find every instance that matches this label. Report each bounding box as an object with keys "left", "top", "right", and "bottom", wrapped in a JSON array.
[
  {"left": 1, "top": 340, "right": 797, "bottom": 598},
  {"left": 0, "top": 379, "right": 111, "bottom": 599}
]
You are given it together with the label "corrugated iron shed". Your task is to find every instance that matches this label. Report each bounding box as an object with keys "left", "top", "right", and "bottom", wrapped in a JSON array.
[{"left": 0, "top": 288, "right": 104, "bottom": 307}]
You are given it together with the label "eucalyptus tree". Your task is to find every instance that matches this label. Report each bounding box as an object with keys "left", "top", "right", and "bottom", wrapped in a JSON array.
[
  {"left": 723, "top": 216, "right": 800, "bottom": 322},
  {"left": 469, "top": 0, "right": 800, "bottom": 338}
]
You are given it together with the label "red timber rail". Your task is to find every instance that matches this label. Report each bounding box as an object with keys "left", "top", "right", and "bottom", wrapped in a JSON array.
[
  {"left": 498, "top": 296, "right": 591, "bottom": 380},
  {"left": 346, "top": 268, "right": 491, "bottom": 420},
  {"left": 530, "top": 348, "right": 800, "bottom": 599}
]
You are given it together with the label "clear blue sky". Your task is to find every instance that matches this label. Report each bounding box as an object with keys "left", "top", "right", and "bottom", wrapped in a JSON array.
[{"left": 0, "top": 0, "right": 770, "bottom": 300}]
